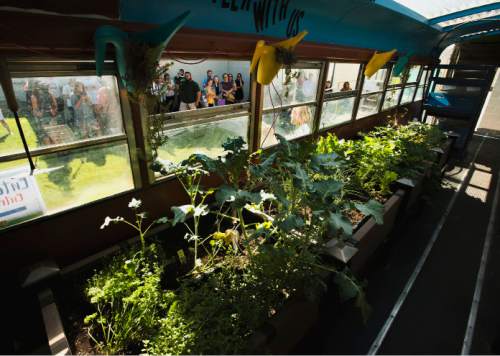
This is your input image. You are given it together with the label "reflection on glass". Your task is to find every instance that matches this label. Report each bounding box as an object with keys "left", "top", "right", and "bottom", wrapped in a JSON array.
[
  {"left": 407, "top": 65, "right": 421, "bottom": 83},
  {"left": 264, "top": 68, "right": 320, "bottom": 109},
  {"left": 362, "top": 68, "right": 387, "bottom": 93},
  {"left": 383, "top": 88, "right": 402, "bottom": 110},
  {"left": 389, "top": 67, "right": 404, "bottom": 85},
  {"left": 0, "top": 142, "right": 134, "bottom": 229},
  {"left": 6, "top": 76, "right": 124, "bottom": 152},
  {"left": 261, "top": 106, "right": 315, "bottom": 147},
  {"left": 401, "top": 86, "right": 417, "bottom": 104},
  {"left": 419, "top": 69, "right": 430, "bottom": 86},
  {"left": 159, "top": 59, "right": 251, "bottom": 113},
  {"left": 320, "top": 98, "right": 354, "bottom": 129},
  {"left": 325, "top": 63, "right": 360, "bottom": 93},
  {"left": 357, "top": 93, "right": 382, "bottom": 119},
  {"left": 157, "top": 115, "right": 249, "bottom": 165}
]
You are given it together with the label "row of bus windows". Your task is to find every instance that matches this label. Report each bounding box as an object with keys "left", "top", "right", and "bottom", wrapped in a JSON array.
[{"left": 0, "top": 59, "right": 428, "bottom": 229}]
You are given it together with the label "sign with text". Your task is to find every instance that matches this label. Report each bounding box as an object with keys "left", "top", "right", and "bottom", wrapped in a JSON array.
[{"left": 0, "top": 167, "right": 46, "bottom": 226}]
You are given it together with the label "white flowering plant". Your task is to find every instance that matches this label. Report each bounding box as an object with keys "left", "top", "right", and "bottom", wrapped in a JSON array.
[{"left": 100, "top": 197, "right": 169, "bottom": 252}]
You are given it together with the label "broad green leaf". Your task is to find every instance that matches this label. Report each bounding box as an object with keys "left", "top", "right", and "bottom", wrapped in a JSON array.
[
  {"left": 277, "top": 214, "right": 305, "bottom": 232},
  {"left": 222, "top": 136, "right": 246, "bottom": 153},
  {"left": 355, "top": 200, "right": 384, "bottom": 225},
  {"left": 310, "top": 152, "right": 340, "bottom": 170},
  {"left": 215, "top": 185, "right": 238, "bottom": 204},
  {"left": 171, "top": 204, "right": 194, "bottom": 226},
  {"left": 313, "top": 179, "right": 343, "bottom": 198},
  {"left": 328, "top": 212, "right": 353, "bottom": 236}
]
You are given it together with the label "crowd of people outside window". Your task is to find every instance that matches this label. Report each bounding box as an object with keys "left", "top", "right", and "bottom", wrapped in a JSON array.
[
  {"left": 17, "top": 78, "right": 122, "bottom": 145},
  {"left": 151, "top": 68, "right": 246, "bottom": 113}
]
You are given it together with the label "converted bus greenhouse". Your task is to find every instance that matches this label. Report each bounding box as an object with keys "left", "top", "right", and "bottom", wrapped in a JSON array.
[{"left": 1, "top": 0, "right": 500, "bottom": 354}]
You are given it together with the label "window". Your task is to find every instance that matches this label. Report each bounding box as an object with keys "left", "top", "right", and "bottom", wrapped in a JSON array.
[
  {"left": 261, "top": 106, "right": 315, "bottom": 147},
  {"left": 407, "top": 65, "right": 421, "bottom": 83},
  {"left": 260, "top": 62, "right": 320, "bottom": 148},
  {"left": 319, "top": 97, "right": 355, "bottom": 130},
  {"left": 151, "top": 59, "right": 252, "bottom": 172},
  {"left": 325, "top": 62, "right": 360, "bottom": 94},
  {"left": 401, "top": 86, "right": 417, "bottom": 104},
  {"left": 357, "top": 93, "right": 383, "bottom": 118},
  {"left": 362, "top": 68, "right": 388, "bottom": 94},
  {"left": 415, "top": 86, "right": 425, "bottom": 101},
  {"left": 264, "top": 67, "right": 320, "bottom": 109},
  {"left": 0, "top": 71, "right": 135, "bottom": 229},
  {"left": 155, "top": 112, "right": 249, "bottom": 164},
  {"left": 158, "top": 59, "right": 250, "bottom": 113},
  {"left": 389, "top": 65, "right": 406, "bottom": 86},
  {"left": 383, "top": 88, "right": 403, "bottom": 110}
]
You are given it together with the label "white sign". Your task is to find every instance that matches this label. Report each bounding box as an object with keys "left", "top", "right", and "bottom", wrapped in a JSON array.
[{"left": 0, "top": 167, "right": 46, "bottom": 226}]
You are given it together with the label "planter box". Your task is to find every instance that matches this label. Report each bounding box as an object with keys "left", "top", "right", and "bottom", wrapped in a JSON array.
[
  {"left": 249, "top": 297, "right": 320, "bottom": 354},
  {"left": 347, "top": 189, "right": 406, "bottom": 275}
]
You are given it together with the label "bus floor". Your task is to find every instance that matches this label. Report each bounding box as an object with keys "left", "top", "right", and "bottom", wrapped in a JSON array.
[{"left": 293, "top": 129, "right": 500, "bottom": 355}]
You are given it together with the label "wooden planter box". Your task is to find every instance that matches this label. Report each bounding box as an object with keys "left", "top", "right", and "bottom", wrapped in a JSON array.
[
  {"left": 347, "top": 189, "right": 406, "bottom": 275},
  {"left": 248, "top": 297, "right": 320, "bottom": 354}
]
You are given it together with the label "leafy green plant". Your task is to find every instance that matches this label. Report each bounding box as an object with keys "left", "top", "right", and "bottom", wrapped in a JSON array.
[{"left": 84, "top": 244, "right": 168, "bottom": 354}]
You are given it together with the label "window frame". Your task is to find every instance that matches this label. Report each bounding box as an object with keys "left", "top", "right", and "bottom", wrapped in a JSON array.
[{"left": 0, "top": 60, "right": 140, "bottom": 229}]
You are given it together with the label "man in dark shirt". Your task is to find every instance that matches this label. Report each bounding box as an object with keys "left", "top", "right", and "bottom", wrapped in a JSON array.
[{"left": 179, "top": 72, "right": 201, "bottom": 110}]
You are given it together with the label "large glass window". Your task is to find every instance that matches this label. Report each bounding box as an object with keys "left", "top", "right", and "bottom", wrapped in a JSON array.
[
  {"left": 157, "top": 59, "right": 250, "bottom": 113},
  {"left": 357, "top": 93, "right": 383, "bottom": 119},
  {"left": 261, "top": 105, "right": 315, "bottom": 148},
  {"left": 264, "top": 67, "right": 320, "bottom": 109},
  {"left": 11, "top": 76, "right": 124, "bottom": 150},
  {"left": 362, "top": 68, "right": 388, "bottom": 94},
  {"left": 401, "top": 86, "right": 417, "bottom": 104},
  {"left": 260, "top": 62, "right": 320, "bottom": 148},
  {"left": 389, "top": 66, "right": 405, "bottom": 86},
  {"left": 151, "top": 59, "right": 252, "bottom": 173},
  {"left": 319, "top": 97, "right": 355, "bottom": 130},
  {"left": 0, "top": 72, "right": 134, "bottom": 229},
  {"left": 325, "top": 62, "right": 360, "bottom": 94},
  {"left": 383, "top": 88, "right": 403, "bottom": 110},
  {"left": 155, "top": 113, "right": 249, "bottom": 165},
  {"left": 407, "top": 65, "right": 421, "bottom": 83}
]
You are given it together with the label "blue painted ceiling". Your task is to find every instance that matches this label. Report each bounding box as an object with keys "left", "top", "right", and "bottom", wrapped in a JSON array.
[{"left": 120, "top": 0, "right": 500, "bottom": 59}]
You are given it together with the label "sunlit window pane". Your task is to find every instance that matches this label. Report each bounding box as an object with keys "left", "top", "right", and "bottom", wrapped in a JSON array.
[
  {"left": 156, "top": 115, "right": 249, "bottom": 165},
  {"left": 261, "top": 105, "right": 315, "bottom": 147},
  {"left": 320, "top": 98, "right": 355, "bottom": 129},
  {"left": 159, "top": 59, "right": 250, "bottom": 113},
  {"left": 416, "top": 86, "right": 425, "bottom": 101},
  {"left": 401, "top": 86, "right": 417, "bottom": 104},
  {"left": 357, "top": 93, "right": 383, "bottom": 118},
  {"left": 264, "top": 68, "right": 320, "bottom": 109},
  {"left": 383, "top": 88, "right": 403, "bottom": 110},
  {"left": 325, "top": 63, "right": 360, "bottom": 93},
  {"left": 9, "top": 76, "right": 124, "bottom": 151},
  {"left": 362, "top": 68, "right": 388, "bottom": 93},
  {"left": 0, "top": 142, "right": 134, "bottom": 228},
  {"left": 407, "top": 65, "right": 421, "bottom": 83}
]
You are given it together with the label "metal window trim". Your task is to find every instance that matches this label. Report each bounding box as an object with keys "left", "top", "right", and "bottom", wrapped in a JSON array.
[
  {"left": 262, "top": 100, "right": 318, "bottom": 114},
  {"left": 313, "top": 61, "right": 329, "bottom": 135},
  {"left": 151, "top": 102, "right": 251, "bottom": 122},
  {"left": 158, "top": 110, "right": 250, "bottom": 131},
  {"left": 351, "top": 63, "right": 366, "bottom": 121},
  {"left": 0, "top": 134, "right": 128, "bottom": 163}
]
